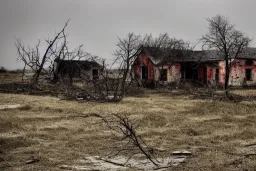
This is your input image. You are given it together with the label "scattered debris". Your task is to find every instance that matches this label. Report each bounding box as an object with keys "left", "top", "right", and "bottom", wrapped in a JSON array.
[
  {"left": 59, "top": 154, "right": 189, "bottom": 171},
  {"left": 0, "top": 104, "right": 22, "bottom": 110},
  {"left": 172, "top": 150, "right": 192, "bottom": 156},
  {"left": 244, "top": 143, "right": 256, "bottom": 148},
  {"left": 25, "top": 157, "right": 40, "bottom": 164}
]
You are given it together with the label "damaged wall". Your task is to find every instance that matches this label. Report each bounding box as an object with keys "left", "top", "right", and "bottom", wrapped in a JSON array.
[
  {"left": 219, "top": 59, "right": 256, "bottom": 86},
  {"left": 133, "top": 52, "right": 155, "bottom": 81},
  {"left": 133, "top": 53, "right": 181, "bottom": 83},
  {"left": 230, "top": 59, "right": 256, "bottom": 86},
  {"left": 154, "top": 63, "right": 181, "bottom": 83},
  {"left": 133, "top": 52, "right": 256, "bottom": 86}
]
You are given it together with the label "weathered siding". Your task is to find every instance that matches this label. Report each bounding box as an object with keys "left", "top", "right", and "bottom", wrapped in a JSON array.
[
  {"left": 171, "top": 64, "right": 181, "bottom": 82},
  {"left": 219, "top": 61, "right": 226, "bottom": 85},
  {"left": 133, "top": 52, "right": 256, "bottom": 86},
  {"left": 154, "top": 63, "right": 181, "bottom": 82},
  {"left": 218, "top": 59, "right": 256, "bottom": 86},
  {"left": 133, "top": 53, "right": 181, "bottom": 83},
  {"left": 197, "top": 64, "right": 218, "bottom": 84},
  {"left": 230, "top": 59, "right": 256, "bottom": 86},
  {"left": 230, "top": 59, "right": 245, "bottom": 86},
  {"left": 133, "top": 52, "right": 155, "bottom": 81},
  {"left": 207, "top": 67, "right": 214, "bottom": 83},
  {"left": 198, "top": 64, "right": 204, "bottom": 83}
]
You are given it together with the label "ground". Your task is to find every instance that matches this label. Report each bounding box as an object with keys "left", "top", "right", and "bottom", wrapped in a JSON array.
[{"left": 0, "top": 73, "right": 256, "bottom": 170}]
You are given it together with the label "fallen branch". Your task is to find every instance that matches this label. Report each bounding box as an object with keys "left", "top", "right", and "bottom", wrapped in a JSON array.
[{"left": 96, "top": 157, "right": 127, "bottom": 167}]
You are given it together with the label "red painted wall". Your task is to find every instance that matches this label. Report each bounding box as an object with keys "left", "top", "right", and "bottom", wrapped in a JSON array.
[
  {"left": 218, "top": 59, "right": 256, "bottom": 86},
  {"left": 219, "top": 61, "right": 225, "bottom": 85},
  {"left": 133, "top": 53, "right": 256, "bottom": 86},
  {"left": 207, "top": 68, "right": 213, "bottom": 81},
  {"left": 198, "top": 64, "right": 204, "bottom": 83},
  {"left": 133, "top": 52, "right": 155, "bottom": 81}
]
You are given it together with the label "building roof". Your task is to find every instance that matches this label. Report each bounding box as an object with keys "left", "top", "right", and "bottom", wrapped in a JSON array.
[
  {"left": 236, "top": 47, "right": 256, "bottom": 59},
  {"left": 141, "top": 47, "right": 256, "bottom": 65},
  {"left": 55, "top": 59, "right": 103, "bottom": 69}
]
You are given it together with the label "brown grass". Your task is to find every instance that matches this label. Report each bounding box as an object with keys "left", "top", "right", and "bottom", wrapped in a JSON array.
[
  {"left": 0, "top": 73, "right": 256, "bottom": 170},
  {"left": 18, "top": 104, "right": 32, "bottom": 111},
  {"left": 0, "top": 73, "right": 23, "bottom": 84}
]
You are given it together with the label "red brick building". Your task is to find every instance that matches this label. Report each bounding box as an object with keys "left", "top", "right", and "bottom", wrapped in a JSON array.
[{"left": 132, "top": 47, "right": 256, "bottom": 87}]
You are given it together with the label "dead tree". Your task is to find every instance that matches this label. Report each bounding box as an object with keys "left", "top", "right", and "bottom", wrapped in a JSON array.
[
  {"left": 99, "top": 114, "right": 160, "bottom": 166},
  {"left": 112, "top": 33, "right": 174, "bottom": 99},
  {"left": 112, "top": 32, "right": 194, "bottom": 96},
  {"left": 34, "top": 20, "right": 70, "bottom": 83},
  {"left": 146, "top": 34, "right": 194, "bottom": 86},
  {"left": 112, "top": 33, "right": 142, "bottom": 100},
  {"left": 15, "top": 39, "right": 41, "bottom": 81},
  {"left": 15, "top": 20, "right": 70, "bottom": 84},
  {"left": 201, "top": 15, "right": 251, "bottom": 97}
]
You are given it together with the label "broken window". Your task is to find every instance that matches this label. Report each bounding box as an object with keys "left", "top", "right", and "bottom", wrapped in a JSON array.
[
  {"left": 141, "top": 66, "right": 148, "bottom": 80},
  {"left": 92, "top": 69, "right": 99, "bottom": 80},
  {"left": 159, "top": 69, "right": 167, "bottom": 81},
  {"left": 246, "top": 59, "right": 253, "bottom": 66},
  {"left": 245, "top": 69, "right": 252, "bottom": 81}
]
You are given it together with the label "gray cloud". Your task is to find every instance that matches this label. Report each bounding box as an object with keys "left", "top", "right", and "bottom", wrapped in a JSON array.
[{"left": 0, "top": 0, "right": 256, "bottom": 69}]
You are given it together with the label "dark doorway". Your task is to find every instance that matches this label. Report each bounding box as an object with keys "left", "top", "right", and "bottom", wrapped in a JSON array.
[
  {"left": 215, "top": 68, "right": 219, "bottom": 84},
  {"left": 141, "top": 66, "right": 148, "bottom": 80},
  {"left": 246, "top": 69, "right": 252, "bottom": 81},
  {"left": 181, "top": 63, "right": 199, "bottom": 80},
  {"left": 160, "top": 69, "right": 167, "bottom": 81},
  {"left": 92, "top": 69, "right": 99, "bottom": 80},
  {"left": 203, "top": 67, "right": 207, "bottom": 84}
]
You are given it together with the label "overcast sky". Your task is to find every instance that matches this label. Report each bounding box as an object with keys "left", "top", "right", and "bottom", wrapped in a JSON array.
[{"left": 1, "top": 0, "right": 256, "bottom": 69}]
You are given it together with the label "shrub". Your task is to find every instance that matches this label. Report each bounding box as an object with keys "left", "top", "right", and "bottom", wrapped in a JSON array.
[
  {"left": 0, "top": 66, "right": 7, "bottom": 73},
  {"left": 18, "top": 105, "right": 32, "bottom": 111}
]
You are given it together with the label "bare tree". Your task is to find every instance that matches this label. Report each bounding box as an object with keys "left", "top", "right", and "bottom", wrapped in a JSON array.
[
  {"left": 15, "top": 20, "right": 70, "bottom": 84},
  {"left": 201, "top": 15, "right": 251, "bottom": 97},
  {"left": 111, "top": 33, "right": 194, "bottom": 100},
  {"left": 15, "top": 38, "right": 41, "bottom": 81},
  {"left": 100, "top": 114, "right": 160, "bottom": 166},
  {"left": 113, "top": 33, "right": 142, "bottom": 99},
  {"left": 146, "top": 34, "right": 193, "bottom": 85}
]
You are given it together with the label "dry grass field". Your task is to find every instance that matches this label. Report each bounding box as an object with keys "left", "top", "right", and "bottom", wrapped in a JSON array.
[{"left": 0, "top": 73, "right": 256, "bottom": 170}]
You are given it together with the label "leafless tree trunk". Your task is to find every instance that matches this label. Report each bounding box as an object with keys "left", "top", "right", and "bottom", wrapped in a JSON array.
[
  {"left": 112, "top": 33, "right": 194, "bottom": 100},
  {"left": 15, "top": 20, "right": 70, "bottom": 84},
  {"left": 113, "top": 33, "right": 142, "bottom": 99},
  {"left": 201, "top": 15, "right": 251, "bottom": 97},
  {"left": 33, "top": 20, "right": 70, "bottom": 84}
]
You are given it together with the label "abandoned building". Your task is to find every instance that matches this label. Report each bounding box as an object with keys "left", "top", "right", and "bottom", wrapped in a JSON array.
[
  {"left": 132, "top": 47, "right": 256, "bottom": 87},
  {"left": 53, "top": 59, "right": 103, "bottom": 81}
]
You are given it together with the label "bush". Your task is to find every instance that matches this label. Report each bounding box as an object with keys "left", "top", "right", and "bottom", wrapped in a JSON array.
[
  {"left": 0, "top": 66, "right": 7, "bottom": 73},
  {"left": 18, "top": 105, "right": 32, "bottom": 111}
]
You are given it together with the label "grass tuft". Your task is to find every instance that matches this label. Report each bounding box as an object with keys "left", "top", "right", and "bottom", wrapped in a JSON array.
[{"left": 18, "top": 104, "right": 32, "bottom": 111}]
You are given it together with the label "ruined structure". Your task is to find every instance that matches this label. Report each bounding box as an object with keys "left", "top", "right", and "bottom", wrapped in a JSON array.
[
  {"left": 53, "top": 59, "right": 103, "bottom": 81},
  {"left": 132, "top": 47, "right": 256, "bottom": 87}
]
